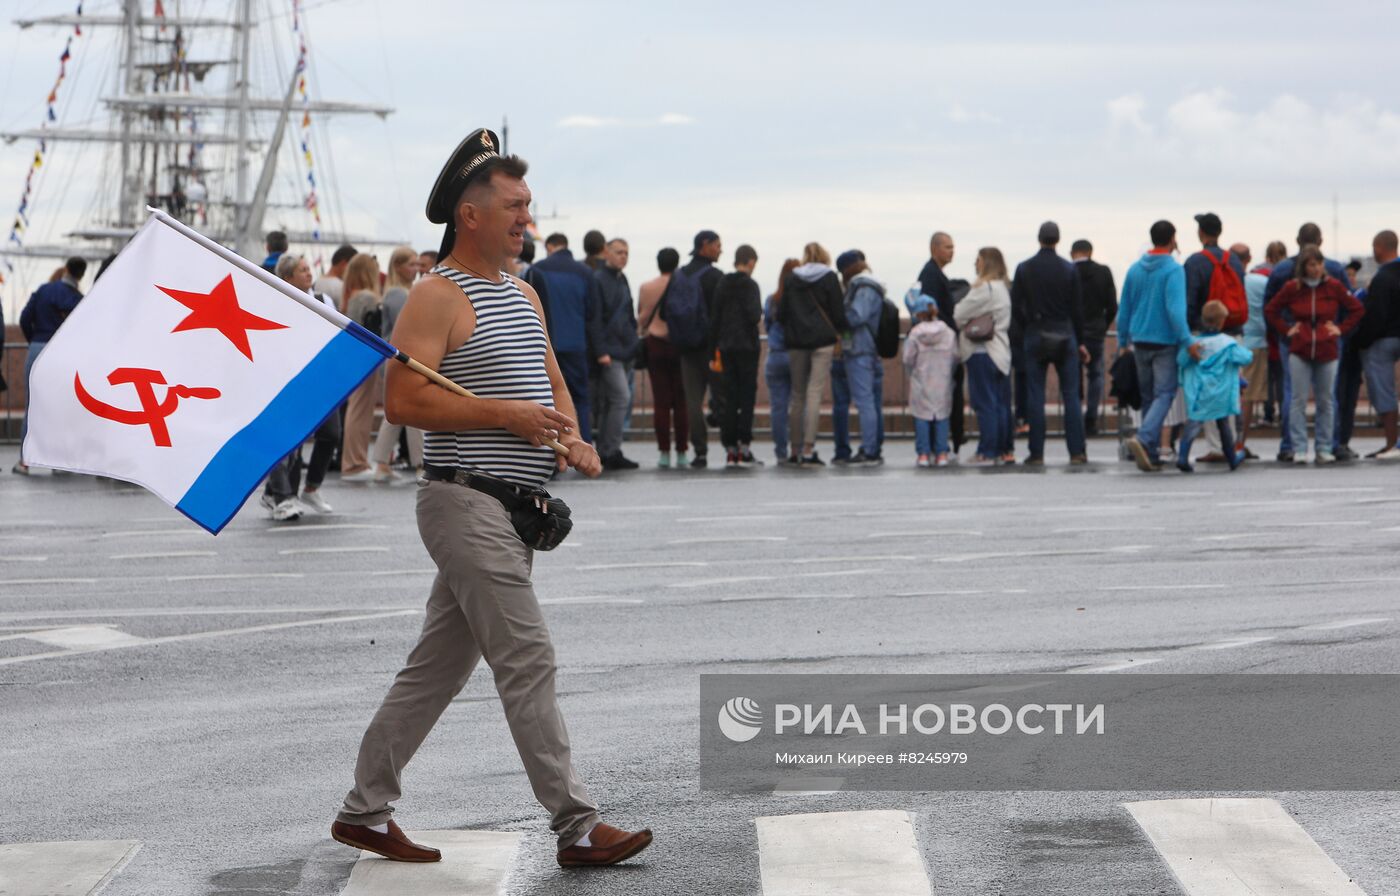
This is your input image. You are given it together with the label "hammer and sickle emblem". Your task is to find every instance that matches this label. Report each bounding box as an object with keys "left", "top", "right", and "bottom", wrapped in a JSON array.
[{"left": 74, "top": 367, "right": 221, "bottom": 448}]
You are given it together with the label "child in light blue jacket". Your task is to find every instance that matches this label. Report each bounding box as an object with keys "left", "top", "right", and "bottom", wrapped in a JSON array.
[{"left": 1177, "top": 300, "right": 1254, "bottom": 472}]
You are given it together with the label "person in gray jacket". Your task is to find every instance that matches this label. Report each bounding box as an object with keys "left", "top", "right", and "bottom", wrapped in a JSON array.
[{"left": 592, "top": 238, "right": 640, "bottom": 469}]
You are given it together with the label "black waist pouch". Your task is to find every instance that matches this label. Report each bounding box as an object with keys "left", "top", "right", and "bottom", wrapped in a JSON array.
[
  {"left": 510, "top": 490, "right": 573, "bottom": 551},
  {"left": 422, "top": 463, "right": 573, "bottom": 551}
]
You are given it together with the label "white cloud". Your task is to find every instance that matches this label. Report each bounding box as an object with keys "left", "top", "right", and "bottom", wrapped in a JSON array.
[
  {"left": 557, "top": 115, "right": 616, "bottom": 129},
  {"left": 1164, "top": 88, "right": 1239, "bottom": 137},
  {"left": 556, "top": 114, "right": 696, "bottom": 129},
  {"left": 949, "top": 103, "right": 1000, "bottom": 125},
  {"left": 1106, "top": 93, "right": 1151, "bottom": 135},
  {"left": 1105, "top": 89, "right": 1400, "bottom": 182}
]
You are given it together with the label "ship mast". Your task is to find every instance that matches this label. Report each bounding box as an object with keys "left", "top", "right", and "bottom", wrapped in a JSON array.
[
  {"left": 2, "top": 1, "right": 394, "bottom": 265},
  {"left": 117, "top": 0, "right": 139, "bottom": 231},
  {"left": 233, "top": 0, "right": 254, "bottom": 256}
]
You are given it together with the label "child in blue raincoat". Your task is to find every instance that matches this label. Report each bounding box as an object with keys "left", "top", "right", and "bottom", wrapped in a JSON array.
[{"left": 1176, "top": 299, "right": 1254, "bottom": 472}]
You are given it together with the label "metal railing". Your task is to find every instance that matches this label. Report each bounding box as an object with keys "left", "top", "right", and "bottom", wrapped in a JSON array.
[{"left": 4, "top": 336, "right": 1372, "bottom": 445}]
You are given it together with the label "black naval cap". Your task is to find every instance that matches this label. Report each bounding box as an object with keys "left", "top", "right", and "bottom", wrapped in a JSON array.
[{"left": 427, "top": 127, "right": 503, "bottom": 257}]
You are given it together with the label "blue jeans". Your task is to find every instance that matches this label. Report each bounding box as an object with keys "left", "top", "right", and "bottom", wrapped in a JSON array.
[
  {"left": 845, "top": 353, "right": 883, "bottom": 457},
  {"left": 1277, "top": 334, "right": 1293, "bottom": 454},
  {"left": 18, "top": 340, "right": 47, "bottom": 458},
  {"left": 589, "top": 360, "right": 631, "bottom": 458},
  {"left": 1082, "top": 337, "right": 1106, "bottom": 428},
  {"left": 830, "top": 357, "right": 851, "bottom": 460},
  {"left": 765, "top": 352, "right": 791, "bottom": 460},
  {"left": 914, "top": 417, "right": 950, "bottom": 456},
  {"left": 1289, "top": 355, "right": 1338, "bottom": 456},
  {"left": 965, "top": 352, "right": 1008, "bottom": 459},
  {"left": 1024, "top": 330, "right": 1087, "bottom": 458},
  {"left": 1334, "top": 338, "right": 1362, "bottom": 451},
  {"left": 1133, "top": 344, "right": 1178, "bottom": 462},
  {"left": 874, "top": 359, "right": 885, "bottom": 448},
  {"left": 1362, "top": 336, "right": 1400, "bottom": 416}
]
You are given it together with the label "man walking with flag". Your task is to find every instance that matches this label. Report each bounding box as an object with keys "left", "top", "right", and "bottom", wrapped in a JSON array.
[{"left": 330, "top": 129, "right": 653, "bottom": 868}]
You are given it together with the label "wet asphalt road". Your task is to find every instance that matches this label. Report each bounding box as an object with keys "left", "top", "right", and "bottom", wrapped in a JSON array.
[{"left": 2, "top": 435, "right": 1398, "bottom": 895}]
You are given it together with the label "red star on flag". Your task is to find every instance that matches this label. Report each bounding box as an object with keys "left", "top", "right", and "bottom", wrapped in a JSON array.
[{"left": 158, "top": 274, "right": 287, "bottom": 361}]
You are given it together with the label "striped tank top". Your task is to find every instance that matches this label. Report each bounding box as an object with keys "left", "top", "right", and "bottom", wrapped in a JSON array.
[{"left": 423, "top": 265, "right": 557, "bottom": 487}]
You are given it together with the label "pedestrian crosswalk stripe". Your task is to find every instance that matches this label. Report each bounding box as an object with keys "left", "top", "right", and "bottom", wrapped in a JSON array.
[
  {"left": 21, "top": 624, "right": 147, "bottom": 650},
  {"left": 756, "top": 810, "right": 931, "bottom": 896},
  {"left": 1126, "top": 798, "right": 1366, "bottom": 895},
  {"left": 339, "top": 830, "right": 521, "bottom": 896},
  {"left": 0, "top": 839, "right": 140, "bottom": 895},
  {"left": 771, "top": 777, "right": 845, "bottom": 796}
]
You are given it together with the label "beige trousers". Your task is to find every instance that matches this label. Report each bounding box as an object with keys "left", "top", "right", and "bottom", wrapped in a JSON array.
[
  {"left": 370, "top": 421, "right": 423, "bottom": 469},
  {"left": 341, "top": 365, "right": 382, "bottom": 474},
  {"left": 338, "top": 480, "right": 599, "bottom": 848},
  {"left": 787, "top": 344, "right": 835, "bottom": 455}
]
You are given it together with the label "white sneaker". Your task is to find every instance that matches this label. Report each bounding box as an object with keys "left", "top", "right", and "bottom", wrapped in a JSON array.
[
  {"left": 272, "top": 498, "right": 303, "bottom": 521},
  {"left": 299, "top": 490, "right": 333, "bottom": 513},
  {"left": 1373, "top": 446, "right": 1400, "bottom": 461},
  {"left": 1293, "top": 454, "right": 1310, "bottom": 465},
  {"left": 341, "top": 469, "right": 375, "bottom": 483},
  {"left": 1316, "top": 452, "right": 1336, "bottom": 465}
]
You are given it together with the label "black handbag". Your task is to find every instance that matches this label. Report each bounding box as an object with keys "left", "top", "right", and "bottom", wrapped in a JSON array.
[{"left": 1033, "top": 324, "right": 1071, "bottom": 364}]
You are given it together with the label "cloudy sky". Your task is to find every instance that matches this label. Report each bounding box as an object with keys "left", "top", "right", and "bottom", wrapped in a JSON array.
[{"left": 3, "top": 0, "right": 1399, "bottom": 318}]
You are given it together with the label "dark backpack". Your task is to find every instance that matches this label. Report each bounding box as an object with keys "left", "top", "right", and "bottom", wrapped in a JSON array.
[
  {"left": 875, "top": 295, "right": 901, "bottom": 358},
  {"left": 661, "top": 265, "right": 709, "bottom": 351},
  {"left": 1202, "top": 250, "right": 1248, "bottom": 330}
]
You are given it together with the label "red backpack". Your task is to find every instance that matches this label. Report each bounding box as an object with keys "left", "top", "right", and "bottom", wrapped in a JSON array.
[{"left": 1202, "top": 250, "right": 1248, "bottom": 330}]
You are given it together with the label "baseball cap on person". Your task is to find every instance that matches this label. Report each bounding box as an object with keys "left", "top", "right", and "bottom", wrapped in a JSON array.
[
  {"left": 1038, "top": 221, "right": 1060, "bottom": 245},
  {"left": 836, "top": 249, "right": 865, "bottom": 272},
  {"left": 1194, "top": 212, "right": 1223, "bottom": 237},
  {"left": 692, "top": 230, "right": 720, "bottom": 255}
]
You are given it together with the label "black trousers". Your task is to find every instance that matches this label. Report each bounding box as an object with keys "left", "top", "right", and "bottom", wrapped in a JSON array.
[
  {"left": 949, "top": 363, "right": 966, "bottom": 450},
  {"left": 265, "top": 409, "right": 342, "bottom": 500},
  {"left": 719, "top": 350, "right": 759, "bottom": 449}
]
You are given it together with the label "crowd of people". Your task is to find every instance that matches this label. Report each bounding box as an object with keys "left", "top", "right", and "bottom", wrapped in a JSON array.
[
  {"left": 8, "top": 215, "right": 1400, "bottom": 512},
  {"left": 511, "top": 215, "right": 1400, "bottom": 476}
]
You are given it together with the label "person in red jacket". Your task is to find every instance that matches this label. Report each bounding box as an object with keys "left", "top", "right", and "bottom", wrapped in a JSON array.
[{"left": 1265, "top": 245, "right": 1364, "bottom": 464}]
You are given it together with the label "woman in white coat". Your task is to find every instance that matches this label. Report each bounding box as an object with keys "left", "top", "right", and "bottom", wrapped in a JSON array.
[{"left": 954, "top": 247, "right": 1015, "bottom": 464}]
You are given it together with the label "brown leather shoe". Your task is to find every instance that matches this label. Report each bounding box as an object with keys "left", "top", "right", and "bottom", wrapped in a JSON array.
[
  {"left": 331, "top": 819, "right": 442, "bottom": 863},
  {"left": 556, "top": 822, "right": 653, "bottom": 867}
]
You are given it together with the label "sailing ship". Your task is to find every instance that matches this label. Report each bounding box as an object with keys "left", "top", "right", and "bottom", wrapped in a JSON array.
[{"left": 1, "top": 0, "right": 393, "bottom": 299}]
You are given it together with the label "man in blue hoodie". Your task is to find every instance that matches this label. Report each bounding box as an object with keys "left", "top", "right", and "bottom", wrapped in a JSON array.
[
  {"left": 533, "top": 233, "right": 603, "bottom": 443},
  {"left": 836, "top": 249, "right": 886, "bottom": 465},
  {"left": 1117, "top": 220, "right": 1198, "bottom": 472}
]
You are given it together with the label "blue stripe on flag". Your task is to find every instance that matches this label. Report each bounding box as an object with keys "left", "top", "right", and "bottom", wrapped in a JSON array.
[{"left": 176, "top": 329, "right": 384, "bottom": 534}]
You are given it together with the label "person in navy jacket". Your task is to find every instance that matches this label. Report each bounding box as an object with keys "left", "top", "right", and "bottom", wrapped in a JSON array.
[{"left": 533, "top": 233, "right": 603, "bottom": 443}]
